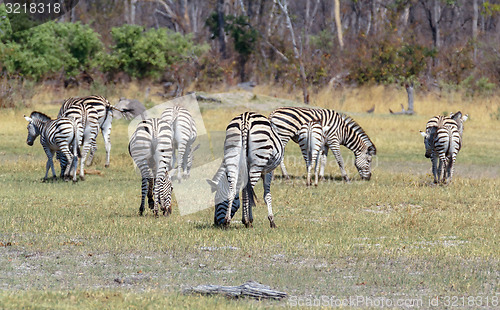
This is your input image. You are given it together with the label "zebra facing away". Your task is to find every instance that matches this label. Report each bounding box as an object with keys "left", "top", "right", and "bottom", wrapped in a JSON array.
[
  {"left": 161, "top": 106, "right": 199, "bottom": 182},
  {"left": 297, "top": 121, "right": 326, "bottom": 186},
  {"left": 269, "top": 107, "right": 376, "bottom": 182},
  {"left": 128, "top": 118, "right": 173, "bottom": 216},
  {"left": 207, "top": 112, "right": 284, "bottom": 228},
  {"left": 24, "top": 112, "right": 79, "bottom": 182},
  {"left": 420, "top": 112, "right": 468, "bottom": 184},
  {"left": 58, "top": 99, "right": 100, "bottom": 181},
  {"left": 60, "top": 95, "right": 125, "bottom": 168}
]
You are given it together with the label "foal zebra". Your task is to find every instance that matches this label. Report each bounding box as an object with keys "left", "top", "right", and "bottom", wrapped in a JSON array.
[
  {"left": 420, "top": 112, "right": 468, "bottom": 184},
  {"left": 58, "top": 99, "right": 100, "bottom": 180},
  {"left": 297, "top": 121, "right": 326, "bottom": 186},
  {"left": 207, "top": 112, "right": 283, "bottom": 228},
  {"left": 128, "top": 118, "right": 173, "bottom": 216},
  {"left": 60, "top": 95, "right": 123, "bottom": 168},
  {"left": 269, "top": 107, "right": 376, "bottom": 182},
  {"left": 24, "top": 112, "right": 79, "bottom": 182},
  {"left": 161, "top": 106, "right": 199, "bottom": 182}
]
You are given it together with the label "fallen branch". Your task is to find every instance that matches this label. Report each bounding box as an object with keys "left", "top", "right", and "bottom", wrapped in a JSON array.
[
  {"left": 183, "top": 280, "right": 287, "bottom": 300},
  {"left": 389, "top": 104, "right": 414, "bottom": 115}
]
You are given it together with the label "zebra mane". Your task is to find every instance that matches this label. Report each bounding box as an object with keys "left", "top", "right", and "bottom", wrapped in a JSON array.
[
  {"left": 30, "top": 111, "right": 52, "bottom": 122},
  {"left": 339, "top": 113, "right": 374, "bottom": 149}
]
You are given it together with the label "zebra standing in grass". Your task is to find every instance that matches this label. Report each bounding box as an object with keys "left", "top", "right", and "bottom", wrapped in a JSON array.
[
  {"left": 420, "top": 112, "right": 468, "bottom": 184},
  {"left": 24, "top": 111, "right": 79, "bottom": 182},
  {"left": 161, "top": 106, "right": 199, "bottom": 182},
  {"left": 58, "top": 99, "right": 100, "bottom": 180},
  {"left": 297, "top": 121, "right": 326, "bottom": 186},
  {"left": 60, "top": 95, "right": 124, "bottom": 168},
  {"left": 128, "top": 118, "right": 173, "bottom": 216},
  {"left": 207, "top": 112, "right": 284, "bottom": 228},
  {"left": 269, "top": 107, "right": 376, "bottom": 182}
]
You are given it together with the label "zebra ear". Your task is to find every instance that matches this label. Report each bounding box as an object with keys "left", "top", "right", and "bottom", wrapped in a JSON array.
[
  {"left": 462, "top": 114, "right": 468, "bottom": 122},
  {"left": 420, "top": 131, "right": 428, "bottom": 138},
  {"left": 206, "top": 179, "right": 218, "bottom": 192},
  {"left": 368, "top": 145, "right": 376, "bottom": 156},
  {"left": 24, "top": 115, "right": 32, "bottom": 122}
]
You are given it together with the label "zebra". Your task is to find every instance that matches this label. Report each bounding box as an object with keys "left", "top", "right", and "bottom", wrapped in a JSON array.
[
  {"left": 269, "top": 107, "right": 376, "bottom": 182},
  {"left": 420, "top": 112, "right": 468, "bottom": 184},
  {"left": 297, "top": 121, "right": 326, "bottom": 186},
  {"left": 161, "top": 106, "right": 199, "bottom": 182},
  {"left": 206, "top": 112, "right": 284, "bottom": 228},
  {"left": 60, "top": 95, "right": 125, "bottom": 168},
  {"left": 128, "top": 118, "right": 174, "bottom": 216},
  {"left": 58, "top": 99, "right": 100, "bottom": 180},
  {"left": 24, "top": 111, "right": 79, "bottom": 182}
]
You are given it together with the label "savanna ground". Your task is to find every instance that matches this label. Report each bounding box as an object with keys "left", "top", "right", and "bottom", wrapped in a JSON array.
[{"left": 0, "top": 84, "right": 499, "bottom": 309}]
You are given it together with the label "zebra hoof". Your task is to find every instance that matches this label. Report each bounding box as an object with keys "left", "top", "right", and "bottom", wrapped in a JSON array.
[
  {"left": 79, "top": 175, "right": 85, "bottom": 181},
  {"left": 105, "top": 164, "right": 109, "bottom": 168},
  {"left": 270, "top": 221, "right": 276, "bottom": 228}
]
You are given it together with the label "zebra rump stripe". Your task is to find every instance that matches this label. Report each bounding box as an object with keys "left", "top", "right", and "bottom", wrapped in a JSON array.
[
  {"left": 207, "top": 112, "right": 283, "bottom": 228},
  {"left": 269, "top": 107, "right": 376, "bottom": 182},
  {"left": 128, "top": 118, "right": 173, "bottom": 216},
  {"left": 297, "top": 121, "right": 325, "bottom": 186},
  {"left": 161, "top": 106, "right": 199, "bottom": 182},
  {"left": 60, "top": 95, "right": 122, "bottom": 168},
  {"left": 421, "top": 111, "right": 467, "bottom": 184},
  {"left": 58, "top": 99, "right": 100, "bottom": 180},
  {"left": 24, "top": 111, "right": 79, "bottom": 182}
]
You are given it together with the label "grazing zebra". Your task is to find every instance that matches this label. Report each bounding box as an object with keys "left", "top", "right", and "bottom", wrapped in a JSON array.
[
  {"left": 128, "top": 118, "right": 173, "bottom": 216},
  {"left": 161, "top": 106, "right": 199, "bottom": 182},
  {"left": 297, "top": 121, "right": 326, "bottom": 186},
  {"left": 58, "top": 99, "right": 100, "bottom": 180},
  {"left": 207, "top": 112, "right": 284, "bottom": 228},
  {"left": 24, "top": 112, "right": 79, "bottom": 182},
  {"left": 420, "top": 112, "right": 468, "bottom": 184},
  {"left": 269, "top": 107, "right": 376, "bottom": 182},
  {"left": 60, "top": 95, "right": 124, "bottom": 168}
]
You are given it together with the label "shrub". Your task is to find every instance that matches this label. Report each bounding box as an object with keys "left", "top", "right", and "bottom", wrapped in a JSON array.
[
  {"left": 99, "top": 25, "right": 208, "bottom": 80},
  {"left": 0, "top": 21, "right": 102, "bottom": 80}
]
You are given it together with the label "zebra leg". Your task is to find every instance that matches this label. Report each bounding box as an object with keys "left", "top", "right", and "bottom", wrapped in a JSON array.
[
  {"left": 139, "top": 177, "right": 148, "bottom": 216},
  {"left": 319, "top": 147, "right": 328, "bottom": 180},
  {"left": 263, "top": 172, "right": 276, "bottom": 228},
  {"left": 241, "top": 187, "right": 252, "bottom": 227},
  {"left": 147, "top": 178, "right": 155, "bottom": 210},
  {"left": 331, "top": 147, "right": 349, "bottom": 182},
  {"left": 314, "top": 156, "right": 321, "bottom": 186},
  {"left": 102, "top": 122, "right": 112, "bottom": 168},
  {"left": 43, "top": 148, "right": 56, "bottom": 181},
  {"left": 431, "top": 153, "right": 438, "bottom": 184},
  {"left": 447, "top": 156, "right": 456, "bottom": 184},
  {"left": 279, "top": 159, "right": 290, "bottom": 180}
]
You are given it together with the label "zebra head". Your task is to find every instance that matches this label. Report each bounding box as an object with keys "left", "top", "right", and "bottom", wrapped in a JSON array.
[
  {"left": 354, "top": 145, "right": 376, "bottom": 180},
  {"left": 206, "top": 170, "right": 240, "bottom": 226},
  {"left": 420, "top": 129, "right": 434, "bottom": 158},
  {"left": 154, "top": 174, "right": 173, "bottom": 216},
  {"left": 24, "top": 112, "right": 51, "bottom": 146},
  {"left": 449, "top": 111, "right": 468, "bottom": 136}
]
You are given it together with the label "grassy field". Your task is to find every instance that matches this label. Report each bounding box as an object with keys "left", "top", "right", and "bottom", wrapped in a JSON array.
[{"left": 0, "top": 86, "right": 499, "bottom": 309}]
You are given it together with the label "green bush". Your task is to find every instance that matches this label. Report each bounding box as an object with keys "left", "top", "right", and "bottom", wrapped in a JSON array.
[
  {"left": 99, "top": 24, "right": 208, "bottom": 79},
  {"left": 0, "top": 21, "right": 102, "bottom": 80}
]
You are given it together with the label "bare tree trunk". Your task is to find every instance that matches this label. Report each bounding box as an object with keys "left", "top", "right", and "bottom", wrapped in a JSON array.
[
  {"left": 407, "top": 83, "right": 414, "bottom": 112},
  {"left": 217, "top": 0, "right": 227, "bottom": 58},
  {"left": 432, "top": 0, "right": 441, "bottom": 49},
  {"left": 275, "top": 0, "right": 309, "bottom": 104},
  {"left": 131, "top": 0, "right": 137, "bottom": 24},
  {"left": 333, "top": 0, "right": 344, "bottom": 50},
  {"left": 305, "top": 0, "right": 320, "bottom": 49},
  {"left": 472, "top": 0, "right": 478, "bottom": 62}
]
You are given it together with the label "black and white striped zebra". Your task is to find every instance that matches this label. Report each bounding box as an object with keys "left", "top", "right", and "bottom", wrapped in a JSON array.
[
  {"left": 60, "top": 95, "right": 124, "bottom": 168},
  {"left": 58, "top": 98, "right": 100, "bottom": 180},
  {"left": 297, "top": 121, "right": 326, "bottom": 186},
  {"left": 269, "top": 107, "right": 376, "bottom": 182},
  {"left": 420, "top": 112, "right": 467, "bottom": 184},
  {"left": 128, "top": 118, "right": 173, "bottom": 216},
  {"left": 207, "top": 112, "right": 283, "bottom": 228},
  {"left": 161, "top": 106, "right": 199, "bottom": 182},
  {"left": 24, "top": 111, "right": 79, "bottom": 182}
]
